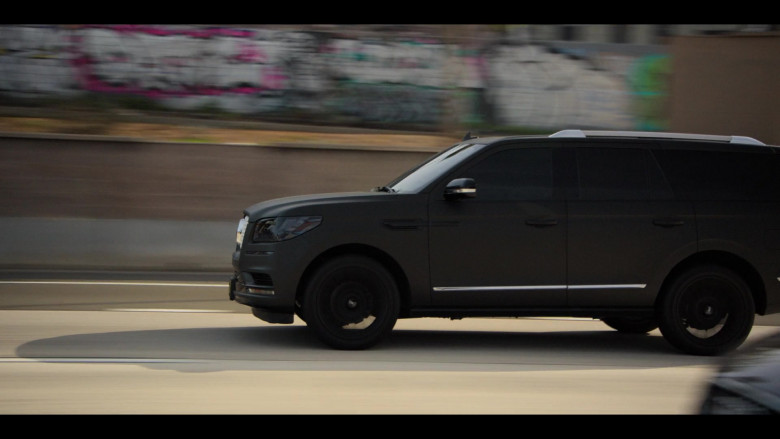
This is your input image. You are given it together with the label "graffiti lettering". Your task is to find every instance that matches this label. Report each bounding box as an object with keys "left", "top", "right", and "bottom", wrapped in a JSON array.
[{"left": 0, "top": 25, "right": 667, "bottom": 130}]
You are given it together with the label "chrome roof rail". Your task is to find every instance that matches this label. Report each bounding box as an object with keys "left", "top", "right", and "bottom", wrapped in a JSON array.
[
  {"left": 549, "top": 129, "right": 586, "bottom": 138},
  {"left": 549, "top": 129, "right": 765, "bottom": 146}
]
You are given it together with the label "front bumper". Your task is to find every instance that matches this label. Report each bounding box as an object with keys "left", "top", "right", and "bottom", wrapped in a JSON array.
[
  {"left": 229, "top": 273, "right": 295, "bottom": 324},
  {"left": 229, "top": 214, "right": 324, "bottom": 324},
  {"left": 229, "top": 270, "right": 276, "bottom": 305}
]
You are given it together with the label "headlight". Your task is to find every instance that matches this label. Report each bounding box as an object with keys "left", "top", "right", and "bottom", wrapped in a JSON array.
[
  {"left": 236, "top": 216, "right": 249, "bottom": 247},
  {"left": 253, "top": 216, "right": 322, "bottom": 242}
]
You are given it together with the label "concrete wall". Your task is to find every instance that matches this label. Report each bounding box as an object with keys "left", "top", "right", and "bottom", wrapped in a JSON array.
[
  {"left": 0, "top": 25, "right": 668, "bottom": 131},
  {"left": 0, "top": 216, "right": 236, "bottom": 271},
  {"left": 0, "top": 134, "right": 433, "bottom": 221},
  {"left": 669, "top": 34, "right": 780, "bottom": 145},
  {"left": 0, "top": 134, "right": 435, "bottom": 271}
]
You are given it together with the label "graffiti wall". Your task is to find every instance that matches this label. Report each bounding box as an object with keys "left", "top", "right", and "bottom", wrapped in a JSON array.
[{"left": 0, "top": 25, "right": 669, "bottom": 131}]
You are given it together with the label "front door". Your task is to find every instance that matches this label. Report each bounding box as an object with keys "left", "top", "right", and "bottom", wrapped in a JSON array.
[{"left": 428, "top": 146, "right": 567, "bottom": 308}]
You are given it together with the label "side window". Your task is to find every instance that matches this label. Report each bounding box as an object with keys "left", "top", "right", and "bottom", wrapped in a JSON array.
[
  {"left": 656, "top": 149, "right": 779, "bottom": 201},
  {"left": 457, "top": 147, "right": 553, "bottom": 201},
  {"left": 576, "top": 147, "right": 672, "bottom": 200}
]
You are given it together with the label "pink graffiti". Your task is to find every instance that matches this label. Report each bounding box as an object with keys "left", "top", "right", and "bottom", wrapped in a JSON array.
[{"left": 233, "top": 43, "right": 266, "bottom": 63}]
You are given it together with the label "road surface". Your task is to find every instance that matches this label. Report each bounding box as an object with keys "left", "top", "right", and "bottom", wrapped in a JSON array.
[{"left": 1, "top": 273, "right": 778, "bottom": 414}]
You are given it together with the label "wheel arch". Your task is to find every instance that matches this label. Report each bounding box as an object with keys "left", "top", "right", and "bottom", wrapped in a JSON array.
[
  {"left": 296, "top": 243, "right": 412, "bottom": 317},
  {"left": 656, "top": 250, "right": 767, "bottom": 314}
]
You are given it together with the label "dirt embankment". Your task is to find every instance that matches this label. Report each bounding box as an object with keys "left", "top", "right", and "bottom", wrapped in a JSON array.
[{"left": 0, "top": 115, "right": 457, "bottom": 149}]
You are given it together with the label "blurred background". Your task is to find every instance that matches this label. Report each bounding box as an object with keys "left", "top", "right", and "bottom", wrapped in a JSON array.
[{"left": 0, "top": 24, "right": 778, "bottom": 273}]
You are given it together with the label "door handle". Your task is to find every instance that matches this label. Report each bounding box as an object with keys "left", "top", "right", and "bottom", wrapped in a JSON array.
[
  {"left": 653, "top": 218, "right": 685, "bottom": 227},
  {"left": 383, "top": 219, "right": 426, "bottom": 230},
  {"left": 525, "top": 218, "right": 558, "bottom": 227}
]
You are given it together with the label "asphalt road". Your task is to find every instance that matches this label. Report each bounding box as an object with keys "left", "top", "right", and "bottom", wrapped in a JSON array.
[{"left": 2, "top": 272, "right": 780, "bottom": 414}]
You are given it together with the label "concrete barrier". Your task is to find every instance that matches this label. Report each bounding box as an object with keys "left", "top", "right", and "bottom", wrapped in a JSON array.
[
  {"left": 0, "top": 133, "right": 440, "bottom": 271},
  {"left": 0, "top": 217, "right": 236, "bottom": 271}
]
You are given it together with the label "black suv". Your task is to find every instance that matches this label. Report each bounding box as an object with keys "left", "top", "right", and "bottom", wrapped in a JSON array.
[{"left": 229, "top": 129, "right": 780, "bottom": 355}]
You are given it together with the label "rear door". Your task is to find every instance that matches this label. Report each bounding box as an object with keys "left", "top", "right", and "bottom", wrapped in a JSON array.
[{"left": 566, "top": 143, "right": 696, "bottom": 307}]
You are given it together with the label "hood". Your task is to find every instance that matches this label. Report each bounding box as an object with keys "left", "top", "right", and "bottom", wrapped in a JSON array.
[{"left": 243, "top": 191, "right": 393, "bottom": 221}]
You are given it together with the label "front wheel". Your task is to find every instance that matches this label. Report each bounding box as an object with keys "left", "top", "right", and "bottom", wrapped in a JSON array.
[
  {"left": 302, "top": 255, "right": 400, "bottom": 350},
  {"left": 657, "top": 265, "right": 755, "bottom": 356}
]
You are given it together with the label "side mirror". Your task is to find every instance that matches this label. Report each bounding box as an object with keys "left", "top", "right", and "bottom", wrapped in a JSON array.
[{"left": 444, "top": 178, "right": 476, "bottom": 200}]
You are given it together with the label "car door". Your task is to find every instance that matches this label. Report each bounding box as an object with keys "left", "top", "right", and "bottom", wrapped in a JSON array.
[
  {"left": 428, "top": 144, "right": 567, "bottom": 308},
  {"left": 565, "top": 144, "right": 697, "bottom": 307}
]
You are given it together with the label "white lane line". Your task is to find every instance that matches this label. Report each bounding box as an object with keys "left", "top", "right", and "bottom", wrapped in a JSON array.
[
  {"left": 107, "top": 308, "right": 230, "bottom": 313},
  {"left": 0, "top": 358, "right": 203, "bottom": 364},
  {"left": 0, "top": 280, "right": 226, "bottom": 288}
]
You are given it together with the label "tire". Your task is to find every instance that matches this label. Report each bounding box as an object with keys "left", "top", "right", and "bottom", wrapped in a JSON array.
[
  {"left": 657, "top": 265, "right": 755, "bottom": 356},
  {"left": 602, "top": 316, "right": 658, "bottom": 334},
  {"left": 302, "top": 255, "right": 400, "bottom": 350}
]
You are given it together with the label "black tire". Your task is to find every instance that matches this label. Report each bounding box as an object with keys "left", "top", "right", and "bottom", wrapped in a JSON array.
[
  {"left": 302, "top": 255, "right": 400, "bottom": 350},
  {"left": 657, "top": 265, "right": 755, "bottom": 356},
  {"left": 602, "top": 316, "right": 658, "bottom": 334}
]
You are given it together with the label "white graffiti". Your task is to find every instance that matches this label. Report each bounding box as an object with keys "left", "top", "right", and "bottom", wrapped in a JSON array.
[
  {"left": 322, "top": 39, "right": 453, "bottom": 88},
  {"left": 0, "top": 25, "right": 80, "bottom": 96},
  {"left": 486, "top": 45, "right": 634, "bottom": 129},
  {"left": 0, "top": 25, "right": 648, "bottom": 130}
]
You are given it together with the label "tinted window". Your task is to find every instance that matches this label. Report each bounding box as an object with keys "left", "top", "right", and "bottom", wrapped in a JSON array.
[
  {"left": 656, "top": 149, "right": 780, "bottom": 200},
  {"left": 456, "top": 147, "right": 553, "bottom": 201},
  {"left": 576, "top": 148, "right": 672, "bottom": 200},
  {"left": 389, "top": 142, "right": 487, "bottom": 193}
]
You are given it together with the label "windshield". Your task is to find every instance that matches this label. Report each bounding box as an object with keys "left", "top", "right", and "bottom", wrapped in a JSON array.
[{"left": 384, "top": 142, "right": 487, "bottom": 193}]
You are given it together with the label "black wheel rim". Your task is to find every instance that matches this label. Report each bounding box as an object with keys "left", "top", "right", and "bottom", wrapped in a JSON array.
[
  {"left": 319, "top": 267, "right": 386, "bottom": 332},
  {"left": 679, "top": 277, "right": 737, "bottom": 339},
  {"left": 329, "top": 280, "right": 376, "bottom": 330}
]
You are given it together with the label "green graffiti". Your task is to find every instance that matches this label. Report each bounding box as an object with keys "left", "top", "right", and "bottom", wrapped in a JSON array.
[{"left": 628, "top": 54, "right": 670, "bottom": 131}]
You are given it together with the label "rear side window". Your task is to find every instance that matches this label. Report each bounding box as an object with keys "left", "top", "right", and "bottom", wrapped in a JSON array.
[
  {"left": 575, "top": 147, "right": 673, "bottom": 200},
  {"left": 656, "top": 148, "right": 780, "bottom": 200}
]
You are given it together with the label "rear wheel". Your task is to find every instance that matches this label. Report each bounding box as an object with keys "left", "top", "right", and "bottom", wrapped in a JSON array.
[
  {"left": 602, "top": 316, "right": 658, "bottom": 334},
  {"left": 657, "top": 266, "right": 755, "bottom": 356},
  {"left": 302, "top": 255, "right": 399, "bottom": 350}
]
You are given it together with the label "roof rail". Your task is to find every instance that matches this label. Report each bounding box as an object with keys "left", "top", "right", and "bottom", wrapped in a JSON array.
[{"left": 549, "top": 129, "right": 766, "bottom": 146}]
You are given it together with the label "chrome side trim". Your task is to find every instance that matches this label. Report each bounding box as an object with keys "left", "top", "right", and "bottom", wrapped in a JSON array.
[
  {"left": 433, "top": 285, "right": 566, "bottom": 292},
  {"left": 433, "top": 284, "right": 646, "bottom": 292},
  {"left": 568, "top": 284, "right": 647, "bottom": 290}
]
